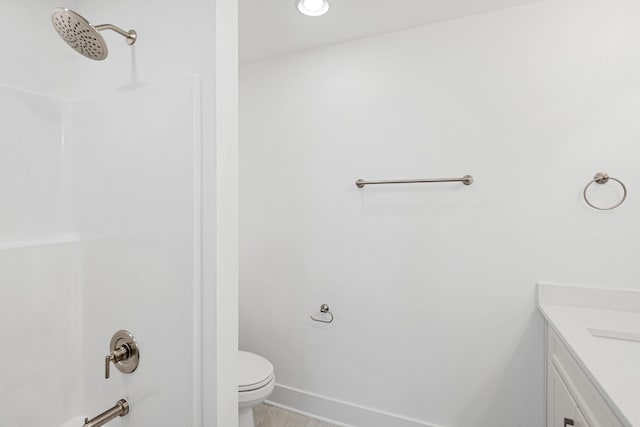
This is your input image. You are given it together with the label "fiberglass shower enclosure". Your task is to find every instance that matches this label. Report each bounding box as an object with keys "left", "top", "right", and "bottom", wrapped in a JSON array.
[{"left": 0, "top": 1, "right": 237, "bottom": 427}]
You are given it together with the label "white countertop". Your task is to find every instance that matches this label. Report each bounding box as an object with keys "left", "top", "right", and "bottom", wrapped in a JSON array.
[{"left": 538, "top": 282, "right": 640, "bottom": 427}]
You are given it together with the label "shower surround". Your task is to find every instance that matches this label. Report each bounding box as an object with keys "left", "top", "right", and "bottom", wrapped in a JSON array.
[{"left": 0, "top": 0, "right": 238, "bottom": 426}]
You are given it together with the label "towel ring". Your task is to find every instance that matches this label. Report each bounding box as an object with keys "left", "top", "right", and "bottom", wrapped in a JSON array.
[
  {"left": 583, "top": 172, "right": 627, "bottom": 211},
  {"left": 310, "top": 304, "right": 334, "bottom": 324}
]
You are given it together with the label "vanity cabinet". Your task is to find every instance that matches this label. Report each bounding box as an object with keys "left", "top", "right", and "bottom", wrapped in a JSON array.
[{"left": 546, "top": 325, "right": 625, "bottom": 427}]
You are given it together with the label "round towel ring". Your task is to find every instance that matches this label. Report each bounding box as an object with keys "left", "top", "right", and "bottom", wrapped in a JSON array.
[{"left": 583, "top": 172, "right": 627, "bottom": 211}]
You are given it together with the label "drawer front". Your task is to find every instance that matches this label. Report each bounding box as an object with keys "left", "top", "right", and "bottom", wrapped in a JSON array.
[
  {"left": 547, "top": 326, "right": 624, "bottom": 427},
  {"left": 548, "top": 362, "right": 590, "bottom": 427}
]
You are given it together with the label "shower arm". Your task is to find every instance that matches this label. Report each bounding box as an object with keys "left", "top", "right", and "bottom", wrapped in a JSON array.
[{"left": 94, "top": 24, "right": 137, "bottom": 45}]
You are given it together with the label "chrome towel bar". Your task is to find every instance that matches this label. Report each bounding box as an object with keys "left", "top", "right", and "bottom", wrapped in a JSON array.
[{"left": 356, "top": 175, "right": 473, "bottom": 188}]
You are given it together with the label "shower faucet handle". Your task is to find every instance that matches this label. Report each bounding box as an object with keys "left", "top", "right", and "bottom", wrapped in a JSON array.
[
  {"left": 104, "top": 330, "right": 140, "bottom": 379},
  {"left": 105, "top": 345, "right": 130, "bottom": 379}
]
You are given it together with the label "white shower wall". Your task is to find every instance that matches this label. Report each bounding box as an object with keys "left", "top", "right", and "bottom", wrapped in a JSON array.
[
  {"left": 1, "top": 0, "right": 238, "bottom": 426},
  {"left": 0, "top": 87, "right": 81, "bottom": 427},
  {"left": 72, "top": 76, "right": 199, "bottom": 426},
  {"left": 0, "top": 1, "right": 74, "bottom": 97},
  {"left": 239, "top": 0, "right": 640, "bottom": 426},
  {"left": 0, "top": 9, "right": 79, "bottom": 420},
  {"left": 65, "top": 0, "right": 236, "bottom": 425}
]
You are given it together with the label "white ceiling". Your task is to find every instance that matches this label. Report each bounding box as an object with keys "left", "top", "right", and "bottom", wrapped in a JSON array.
[{"left": 240, "top": 0, "right": 540, "bottom": 63}]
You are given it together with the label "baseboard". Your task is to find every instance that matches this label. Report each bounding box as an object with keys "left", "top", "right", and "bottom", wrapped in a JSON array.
[{"left": 266, "top": 384, "right": 444, "bottom": 427}]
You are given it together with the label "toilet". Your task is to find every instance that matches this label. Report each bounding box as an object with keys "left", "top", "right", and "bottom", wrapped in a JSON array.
[{"left": 238, "top": 351, "right": 275, "bottom": 427}]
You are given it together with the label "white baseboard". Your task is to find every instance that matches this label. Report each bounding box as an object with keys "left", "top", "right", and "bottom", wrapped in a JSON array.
[{"left": 266, "top": 384, "right": 444, "bottom": 427}]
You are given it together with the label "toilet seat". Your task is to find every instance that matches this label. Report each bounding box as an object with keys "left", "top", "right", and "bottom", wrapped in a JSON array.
[
  {"left": 239, "top": 372, "right": 274, "bottom": 392},
  {"left": 239, "top": 351, "right": 274, "bottom": 392},
  {"left": 238, "top": 351, "right": 275, "bottom": 427}
]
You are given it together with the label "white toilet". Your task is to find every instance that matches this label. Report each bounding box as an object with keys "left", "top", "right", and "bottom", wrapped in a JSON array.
[{"left": 238, "top": 351, "right": 275, "bottom": 427}]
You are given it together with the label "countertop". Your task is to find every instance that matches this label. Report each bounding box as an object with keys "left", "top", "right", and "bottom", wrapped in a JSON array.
[{"left": 538, "top": 282, "right": 640, "bottom": 427}]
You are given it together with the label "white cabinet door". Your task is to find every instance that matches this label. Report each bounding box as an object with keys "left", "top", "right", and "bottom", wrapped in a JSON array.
[{"left": 548, "top": 362, "right": 589, "bottom": 427}]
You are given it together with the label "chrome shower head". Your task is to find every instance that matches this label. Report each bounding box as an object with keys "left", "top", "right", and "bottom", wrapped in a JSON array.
[{"left": 51, "top": 8, "right": 137, "bottom": 61}]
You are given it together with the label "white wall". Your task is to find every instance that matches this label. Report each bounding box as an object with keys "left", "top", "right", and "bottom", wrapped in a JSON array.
[{"left": 239, "top": 1, "right": 640, "bottom": 426}]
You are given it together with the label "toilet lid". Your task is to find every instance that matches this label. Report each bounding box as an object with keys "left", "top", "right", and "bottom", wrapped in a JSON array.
[{"left": 239, "top": 351, "right": 274, "bottom": 392}]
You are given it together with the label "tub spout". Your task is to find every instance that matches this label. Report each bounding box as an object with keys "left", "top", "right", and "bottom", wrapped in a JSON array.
[{"left": 83, "top": 399, "right": 129, "bottom": 427}]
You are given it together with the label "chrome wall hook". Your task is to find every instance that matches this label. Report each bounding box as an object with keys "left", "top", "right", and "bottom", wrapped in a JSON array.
[{"left": 310, "top": 304, "right": 334, "bottom": 324}]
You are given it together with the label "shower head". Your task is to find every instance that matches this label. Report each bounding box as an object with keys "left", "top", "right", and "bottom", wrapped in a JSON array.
[{"left": 51, "top": 8, "right": 137, "bottom": 61}]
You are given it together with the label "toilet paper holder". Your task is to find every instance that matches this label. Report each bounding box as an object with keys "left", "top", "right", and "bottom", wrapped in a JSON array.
[{"left": 310, "top": 304, "right": 334, "bottom": 324}]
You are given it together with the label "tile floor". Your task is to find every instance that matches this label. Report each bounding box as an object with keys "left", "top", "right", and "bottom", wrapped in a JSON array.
[{"left": 253, "top": 404, "right": 340, "bottom": 427}]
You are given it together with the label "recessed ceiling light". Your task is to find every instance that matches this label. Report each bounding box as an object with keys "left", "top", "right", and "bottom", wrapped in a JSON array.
[{"left": 297, "top": 0, "right": 329, "bottom": 17}]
